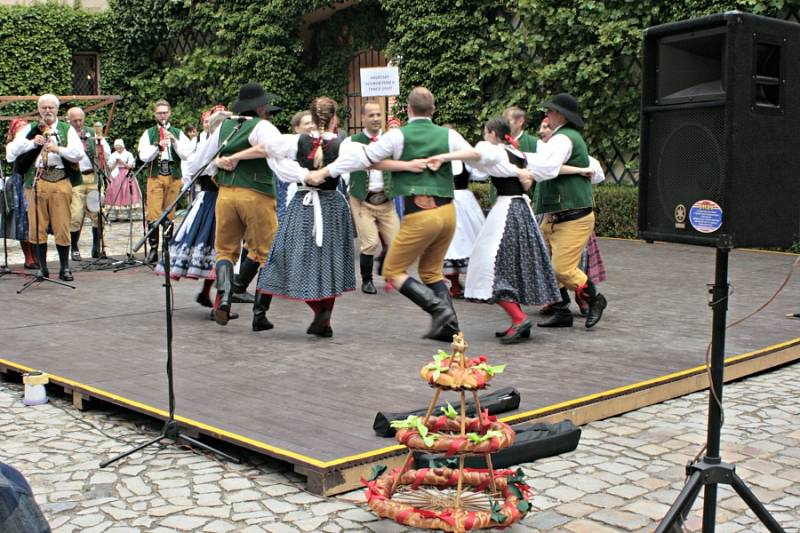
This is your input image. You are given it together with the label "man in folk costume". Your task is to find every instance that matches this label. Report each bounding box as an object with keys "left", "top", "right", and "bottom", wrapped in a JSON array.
[
  {"left": 137, "top": 99, "right": 192, "bottom": 264},
  {"left": 527, "top": 93, "right": 607, "bottom": 328},
  {"left": 188, "top": 82, "right": 288, "bottom": 329},
  {"left": 67, "top": 107, "right": 111, "bottom": 261},
  {"left": 340, "top": 100, "right": 400, "bottom": 294},
  {"left": 503, "top": 106, "right": 539, "bottom": 152},
  {"left": 315, "top": 87, "right": 472, "bottom": 341},
  {"left": 6, "top": 94, "right": 85, "bottom": 281}
]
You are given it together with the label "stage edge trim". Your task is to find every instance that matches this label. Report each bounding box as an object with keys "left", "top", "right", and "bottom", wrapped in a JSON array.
[{"left": 2, "top": 336, "right": 798, "bottom": 470}]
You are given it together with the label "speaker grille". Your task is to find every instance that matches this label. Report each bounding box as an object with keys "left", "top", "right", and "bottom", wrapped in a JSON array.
[{"left": 646, "top": 107, "right": 725, "bottom": 234}]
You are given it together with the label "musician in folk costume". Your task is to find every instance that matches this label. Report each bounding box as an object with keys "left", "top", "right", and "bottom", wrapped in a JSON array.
[
  {"left": 137, "top": 99, "right": 192, "bottom": 264},
  {"left": 6, "top": 94, "right": 85, "bottom": 281},
  {"left": 67, "top": 107, "right": 111, "bottom": 261}
]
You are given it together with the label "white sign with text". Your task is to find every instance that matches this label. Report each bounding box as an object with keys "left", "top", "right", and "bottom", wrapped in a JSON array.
[{"left": 360, "top": 67, "right": 400, "bottom": 97}]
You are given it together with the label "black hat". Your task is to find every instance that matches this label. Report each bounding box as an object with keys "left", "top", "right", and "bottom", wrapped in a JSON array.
[
  {"left": 540, "top": 93, "right": 584, "bottom": 128},
  {"left": 232, "top": 82, "right": 281, "bottom": 114}
]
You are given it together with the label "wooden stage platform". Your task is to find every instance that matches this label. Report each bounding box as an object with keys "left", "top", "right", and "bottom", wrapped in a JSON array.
[{"left": 2, "top": 239, "right": 798, "bottom": 495}]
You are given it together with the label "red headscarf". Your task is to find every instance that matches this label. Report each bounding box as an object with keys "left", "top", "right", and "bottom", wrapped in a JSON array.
[{"left": 7, "top": 118, "right": 28, "bottom": 143}]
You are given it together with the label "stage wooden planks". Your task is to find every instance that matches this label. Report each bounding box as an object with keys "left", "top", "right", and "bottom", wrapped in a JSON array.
[{"left": 1, "top": 239, "right": 798, "bottom": 495}]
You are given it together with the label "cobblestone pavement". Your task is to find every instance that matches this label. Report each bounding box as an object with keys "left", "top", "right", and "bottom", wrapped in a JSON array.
[{"left": 1, "top": 361, "right": 798, "bottom": 532}]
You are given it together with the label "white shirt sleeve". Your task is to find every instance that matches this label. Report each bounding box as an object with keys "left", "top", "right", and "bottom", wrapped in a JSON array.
[
  {"left": 138, "top": 130, "right": 159, "bottom": 163},
  {"left": 6, "top": 125, "right": 35, "bottom": 162},
  {"left": 61, "top": 126, "right": 85, "bottom": 164},
  {"left": 448, "top": 129, "right": 473, "bottom": 152},
  {"left": 186, "top": 127, "right": 221, "bottom": 177},
  {"left": 327, "top": 128, "right": 402, "bottom": 177},
  {"left": 338, "top": 136, "right": 353, "bottom": 185},
  {"left": 173, "top": 131, "right": 193, "bottom": 160},
  {"left": 589, "top": 156, "right": 605, "bottom": 185},
  {"left": 525, "top": 133, "right": 573, "bottom": 182},
  {"left": 471, "top": 142, "right": 524, "bottom": 178},
  {"left": 264, "top": 134, "right": 309, "bottom": 184}
]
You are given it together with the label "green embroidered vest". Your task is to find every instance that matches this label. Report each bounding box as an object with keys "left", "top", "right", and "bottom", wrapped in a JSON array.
[
  {"left": 215, "top": 118, "right": 275, "bottom": 197},
  {"left": 348, "top": 131, "right": 391, "bottom": 200},
  {"left": 24, "top": 120, "right": 81, "bottom": 187},
  {"left": 146, "top": 124, "right": 183, "bottom": 178},
  {"left": 393, "top": 120, "right": 453, "bottom": 198},
  {"left": 534, "top": 126, "right": 593, "bottom": 214}
]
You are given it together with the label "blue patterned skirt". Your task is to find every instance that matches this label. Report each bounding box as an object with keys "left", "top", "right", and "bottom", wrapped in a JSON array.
[
  {"left": 257, "top": 188, "right": 355, "bottom": 300},
  {"left": 1, "top": 173, "right": 29, "bottom": 241},
  {"left": 155, "top": 191, "right": 216, "bottom": 279}
]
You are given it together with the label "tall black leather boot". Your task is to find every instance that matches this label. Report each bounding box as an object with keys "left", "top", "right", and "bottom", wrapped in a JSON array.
[
  {"left": 34, "top": 243, "right": 49, "bottom": 278},
  {"left": 56, "top": 245, "right": 73, "bottom": 281},
  {"left": 537, "top": 287, "right": 573, "bottom": 328},
  {"left": 578, "top": 280, "right": 607, "bottom": 329},
  {"left": 146, "top": 223, "right": 159, "bottom": 264},
  {"left": 252, "top": 292, "right": 274, "bottom": 332},
  {"left": 427, "top": 280, "right": 460, "bottom": 342},
  {"left": 214, "top": 259, "right": 234, "bottom": 326},
  {"left": 70, "top": 231, "right": 81, "bottom": 262},
  {"left": 232, "top": 255, "right": 259, "bottom": 304},
  {"left": 360, "top": 254, "right": 377, "bottom": 294},
  {"left": 398, "top": 278, "right": 456, "bottom": 340}
]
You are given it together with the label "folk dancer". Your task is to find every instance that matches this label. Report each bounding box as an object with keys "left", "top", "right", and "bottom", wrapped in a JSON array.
[
  {"left": 537, "top": 116, "right": 607, "bottom": 317},
  {"left": 429, "top": 117, "right": 570, "bottom": 343},
  {"left": 441, "top": 124, "right": 486, "bottom": 299},
  {"left": 340, "top": 100, "right": 400, "bottom": 294},
  {"left": 67, "top": 108, "right": 111, "bottom": 260},
  {"left": 6, "top": 94, "right": 84, "bottom": 280},
  {"left": 137, "top": 99, "right": 192, "bottom": 264},
  {"left": 311, "top": 87, "right": 469, "bottom": 341},
  {"left": 527, "top": 93, "right": 608, "bottom": 328},
  {"left": 250, "top": 97, "right": 356, "bottom": 337},
  {"left": 188, "top": 83, "right": 287, "bottom": 329},
  {"left": 157, "top": 106, "right": 234, "bottom": 320}
]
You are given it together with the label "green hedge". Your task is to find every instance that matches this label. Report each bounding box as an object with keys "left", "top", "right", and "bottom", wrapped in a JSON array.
[{"left": 469, "top": 182, "right": 638, "bottom": 238}]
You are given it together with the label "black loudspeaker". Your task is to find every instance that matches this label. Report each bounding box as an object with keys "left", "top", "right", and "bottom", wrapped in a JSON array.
[{"left": 639, "top": 11, "right": 800, "bottom": 248}]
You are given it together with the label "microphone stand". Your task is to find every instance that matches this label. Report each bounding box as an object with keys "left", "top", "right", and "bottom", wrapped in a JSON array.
[
  {"left": 100, "top": 118, "right": 250, "bottom": 468},
  {"left": 112, "top": 162, "right": 151, "bottom": 272},
  {"left": 82, "top": 138, "right": 115, "bottom": 271},
  {"left": 18, "top": 140, "right": 76, "bottom": 293}
]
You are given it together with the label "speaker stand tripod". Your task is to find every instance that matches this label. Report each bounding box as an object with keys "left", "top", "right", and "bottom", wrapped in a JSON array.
[{"left": 656, "top": 244, "right": 784, "bottom": 533}]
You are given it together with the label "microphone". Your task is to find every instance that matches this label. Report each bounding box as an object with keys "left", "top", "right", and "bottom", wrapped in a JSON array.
[{"left": 229, "top": 115, "right": 252, "bottom": 122}]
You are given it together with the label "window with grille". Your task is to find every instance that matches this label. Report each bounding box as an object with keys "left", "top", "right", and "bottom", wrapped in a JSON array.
[{"left": 72, "top": 52, "right": 100, "bottom": 95}]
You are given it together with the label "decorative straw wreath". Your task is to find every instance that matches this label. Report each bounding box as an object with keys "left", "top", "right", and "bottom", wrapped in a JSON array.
[
  {"left": 420, "top": 350, "right": 506, "bottom": 390},
  {"left": 364, "top": 466, "right": 532, "bottom": 531},
  {"left": 392, "top": 408, "right": 515, "bottom": 455}
]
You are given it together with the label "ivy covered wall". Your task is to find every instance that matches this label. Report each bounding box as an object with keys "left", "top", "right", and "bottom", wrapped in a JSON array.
[{"left": 2, "top": 0, "right": 799, "bottom": 183}]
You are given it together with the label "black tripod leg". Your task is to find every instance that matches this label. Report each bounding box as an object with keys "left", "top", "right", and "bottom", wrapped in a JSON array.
[
  {"left": 177, "top": 434, "right": 240, "bottom": 464},
  {"left": 656, "top": 470, "right": 704, "bottom": 533},
  {"left": 703, "top": 483, "right": 718, "bottom": 532},
  {"left": 731, "top": 472, "right": 785, "bottom": 533},
  {"left": 100, "top": 434, "right": 167, "bottom": 468}
]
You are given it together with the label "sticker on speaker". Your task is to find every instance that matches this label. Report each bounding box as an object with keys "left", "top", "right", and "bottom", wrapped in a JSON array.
[
  {"left": 689, "top": 200, "right": 723, "bottom": 233},
  {"left": 674, "top": 204, "right": 687, "bottom": 229}
]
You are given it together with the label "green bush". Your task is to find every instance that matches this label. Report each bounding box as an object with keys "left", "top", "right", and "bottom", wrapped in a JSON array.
[
  {"left": 469, "top": 182, "right": 638, "bottom": 238},
  {"left": 593, "top": 184, "right": 638, "bottom": 239}
]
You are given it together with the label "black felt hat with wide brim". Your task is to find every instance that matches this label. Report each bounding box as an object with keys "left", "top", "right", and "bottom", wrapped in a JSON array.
[{"left": 231, "top": 82, "right": 281, "bottom": 114}]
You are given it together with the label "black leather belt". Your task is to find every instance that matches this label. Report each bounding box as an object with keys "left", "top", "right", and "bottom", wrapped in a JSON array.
[
  {"left": 403, "top": 195, "right": 452, "bottom": 215},
  {"left": 550, "top": 207, "right": 592, "bottom": 224},
  {"left": 365, "top": 190, "right": 389, "bottom": 205}
]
